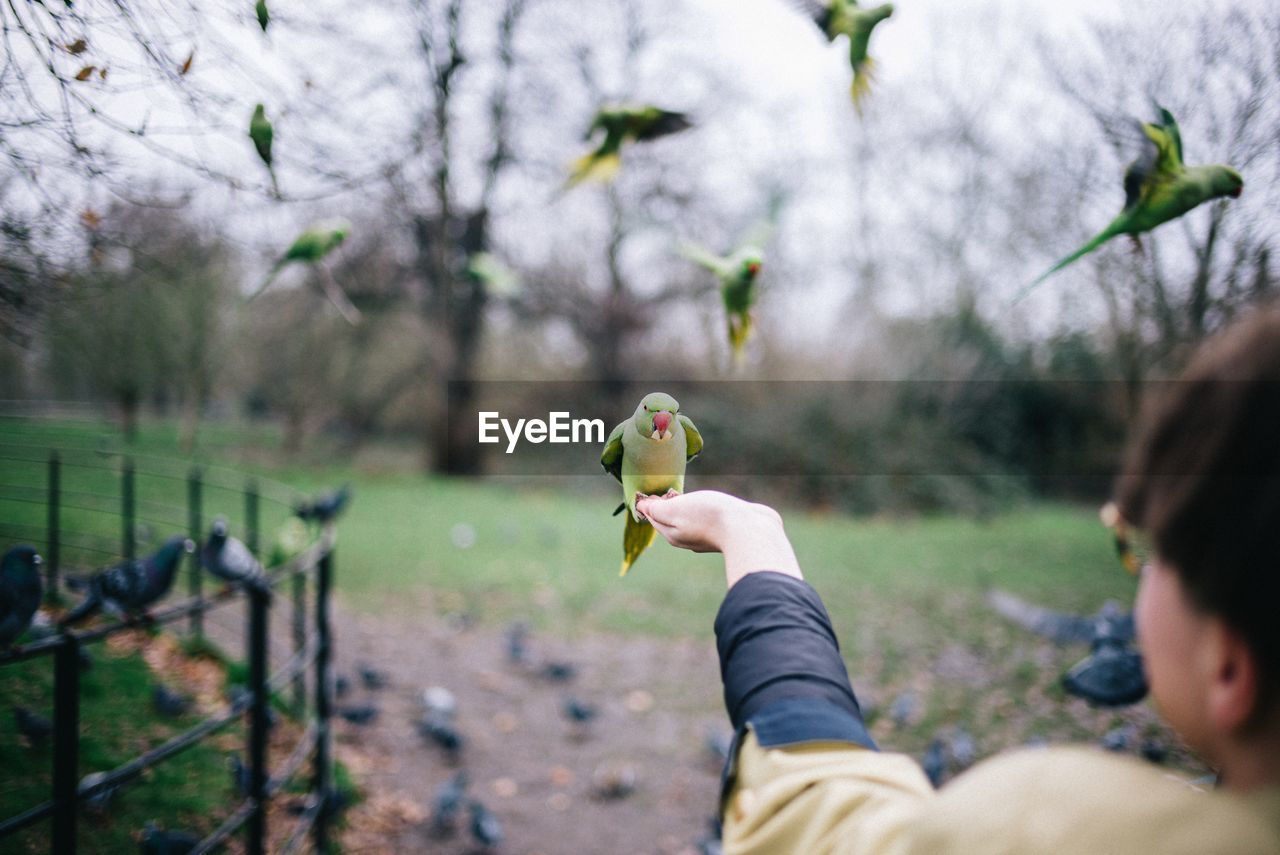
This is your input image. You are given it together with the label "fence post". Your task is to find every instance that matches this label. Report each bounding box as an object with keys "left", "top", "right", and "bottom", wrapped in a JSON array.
[
  {"left": 187, "top": 467, "right": 203, "bottom": 639},
  {"left": 51, "top": 635, "right": 81, "bottom": 855},
  {"left": 292, "top": 571, "right": 306, "bottom": 715},
  {"left": 46, "top": 452, "right": 60, "bottom": 604},
  {"left": 121, "top": 457, "right": 135, "bottom": 561},
  {"left": 247, "top": 585, "right": 270, "bottom": 855},
  {"left": 313, "top": 547, "right": 333, "bottom": 852},
  {"left": 244, "top": 480, "right": 260, "bottom": 558}
]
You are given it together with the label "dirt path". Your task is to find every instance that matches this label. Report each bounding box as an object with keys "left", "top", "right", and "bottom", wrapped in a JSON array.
[{"left": 328, "top": 602, "right": 728, "bottom": 855}]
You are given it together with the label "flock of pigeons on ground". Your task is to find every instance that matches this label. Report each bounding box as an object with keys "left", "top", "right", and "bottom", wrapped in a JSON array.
[{"left": 1, "top": 485, "right": 351, "bottom": 852}]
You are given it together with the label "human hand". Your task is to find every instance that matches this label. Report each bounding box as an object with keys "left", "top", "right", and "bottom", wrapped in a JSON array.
[{"left": 635, "top": 490, "right": 802, "bottom": 588}]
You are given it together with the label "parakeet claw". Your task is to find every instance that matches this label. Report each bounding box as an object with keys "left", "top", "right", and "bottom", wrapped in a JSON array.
[{"left": 662, "top": 489, "right": 680, "bottom": 499}]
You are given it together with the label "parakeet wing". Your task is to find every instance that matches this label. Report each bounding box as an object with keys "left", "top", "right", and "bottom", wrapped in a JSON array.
[
  {"left": 679, "top": 415, "right": 703, "bottom": 461},
  {"left": 600, "top": 421, "right": 626, "bottom": 483},
  {"left": 679, "top": 243, "right": 731, "bottom": 277}
]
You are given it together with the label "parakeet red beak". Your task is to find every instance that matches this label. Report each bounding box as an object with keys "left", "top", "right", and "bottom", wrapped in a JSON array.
[
  {"left": 1229, "top": 185, "right": 1243, "bottom": 198},
  {"left": 652, "top": 411, "right": 673, "bottom": 440},
  {"left": 746, "top": 261, "right": 761, "bottom": 277}
]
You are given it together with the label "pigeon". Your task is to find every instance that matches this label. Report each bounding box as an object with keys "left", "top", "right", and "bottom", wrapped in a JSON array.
[
  {"left": 504, "top": 621, "right": 529, "bottom": 665},
  {"left": 562, "top": 696, "right": 597, "bottom": 724},
  {"left": 228, "top": 754, "right": 251, "bottom": 797},
  {"left": 430, "top": 771, "right": 469, "bottom": 838},
  {"left": 592, "top": 762, "right": 638, "bottom": 799},
  {"left": 152, "top": 685, "right": 192, "bottom": 718},
  {"left": 418, "top": 717, "right": 464, "bottom": 764},
  {"left": 889, "top": 691, "right": 916, "bottom": 728},
  {"left": 1102, "top": 724, "right": 1137, "bottom": 753},
  {"left": 540, "top": 660, "right": 577, "bottom": 682},
  {"left": 1062, "top": 638, "right": 1148, "bottom": 707},
  {"left": 336, "top": 704, "right": 379, "bottom": 725},
  {"left": 294, "top": 484, "right": 352, "bottom": 525},
  {"left": 61, "top": 537, "right": 193, "bottom": 626},
  {"left": 140, "top": 821, "right": 201, "bottom": 854},
  {"left": 0, "top": 546, "right": 42, "bottom": 647},
  {"left": 988, "top": 590, "right": 1135, "bottom": 646},
  {"left": 921, "top": 738, "right": 946, "bottom": 788},
  {"left": 357, "top": 663, "right": 388, "bottom": 691},
  {"left": 200, "top": 518, "right": 268, "bottom": 595},
  {"left": 950, "top": 727, "right": 977, "bottom": 772},
  {"left": 421, "top": 686, "right": 457, "bottom": 721},
  {"left": 705, "top": 728, "right": 734, "bottom": 768},
  {"left": 469, "top": 800, "right": 504, "bottom": 849},
  {"left": 80, "top": 770, "right": 121, "bottom": 814},
  {"left": 14, "top": 706, "right": 52, "bottom": 747},
  {"left": 1140, "top": 738, "right": 1169, "bottom": 765}
]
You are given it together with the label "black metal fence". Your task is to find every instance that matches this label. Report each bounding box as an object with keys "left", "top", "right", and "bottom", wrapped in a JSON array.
[{"left": 0, "top": 443, "right": 340, "bottom": 854}]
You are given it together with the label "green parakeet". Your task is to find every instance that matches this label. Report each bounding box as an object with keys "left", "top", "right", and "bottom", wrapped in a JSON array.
[
  {"left": 1020, "top": 106, "right": 1244, "bottom": 298},
  {"left": 268, "top": 517, "right": 309, "bottom": 569},
  {"left": 466, "top": 252, "right": 521, "bottom": 297},
  {"left": 682, "top": 243, "right": 764, "bottom": 364},
  {"left": 255, "top": 0, "right": 269, "bottom": 33},
  {"left": 796, "top": 0, "right": 894, "bottom": 110},
  {"left": 568, "top": 105, "right": 692, "bottom": 187},
  {"left": 599, "top": 392, "right": 703, "bottom": 577},
  {"left": 248, "top": 103, "right": 279, "bottom": 196},
  {"left": 248, "top": 220, "right": 360, "bottom": 324}
]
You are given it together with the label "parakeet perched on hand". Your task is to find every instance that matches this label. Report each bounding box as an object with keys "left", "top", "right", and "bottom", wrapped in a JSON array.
[
  {"left": 792, "top": 0, "right": 894, "bottom": 109},
  {"left": 248, "top": 220, "right": 360, "bottom": 324},
  {"left": 0, "top": 546, "right": 42, "bottom": 648},
  {"left": 682, "top": 243, "right": 764, "bottom": 364},
  {"left": 568, "top": 105, "right": 692, "bottom": 187},
  {"left": 255, "top": 0, "right": 270, "bottom": 33},
  {"left": 1020, "top": 106, "right": 1243, "bottom": 298},
  {"left": 248, "top": 104, "right": 279, "bottom": 196},
  {"left": 600, "top": 392, "right": 703, "bottom": 577}
]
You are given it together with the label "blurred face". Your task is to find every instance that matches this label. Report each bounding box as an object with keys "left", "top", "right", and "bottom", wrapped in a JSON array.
[{"left": 1135, "top": 559, "right": 1213, "bottom": 756}]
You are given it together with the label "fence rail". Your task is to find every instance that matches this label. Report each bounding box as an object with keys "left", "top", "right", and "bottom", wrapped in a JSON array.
[{"left": 0, "top": 445, "right": 340, "bottom": 854}]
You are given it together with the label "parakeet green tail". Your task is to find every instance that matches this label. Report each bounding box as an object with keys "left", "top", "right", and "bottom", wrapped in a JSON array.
[
  {"left": 850, "top": 56, "right": 875, "bottom": 111},
  {"left": 568, "top": 152, "right": 621, "bottom": 186},
  {"left": 620, "top": 512, "right": 657, "bottom": 577},
  {"left": 1015, "top": 220, "right": 1126, "bottom": 302},
  {"left": 728, "top": 313, "right": 752, "bottom": 362}
]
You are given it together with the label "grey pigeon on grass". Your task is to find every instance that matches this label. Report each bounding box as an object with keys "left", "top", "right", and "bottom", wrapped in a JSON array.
[
  {"left": 62, "top": 537, "right": 193, "bottom": 626},
  {"left": 0, "top": 546, "right": 42, "bottom": 647},
  {"left": 294, "top": 484, "right": 352, "bottom": 525},
  {"left": 140, "top": 821, "right": 200, "bottom": 854},
  {"left": 14, "top": 706, "right": 52, "bottom": 747}
]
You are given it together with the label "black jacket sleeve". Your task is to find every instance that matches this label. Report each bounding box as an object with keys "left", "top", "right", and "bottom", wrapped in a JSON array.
[{"left": 714, "top": 571, "right": 875, "bottom": 751}]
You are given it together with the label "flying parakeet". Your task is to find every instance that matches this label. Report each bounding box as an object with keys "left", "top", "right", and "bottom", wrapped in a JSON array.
[
  {"left": 466, "top": 251, "right": 522, "bottom": 298},
  {"left": 682, "top": 243, "right": 764, "bottom": 365},
  {"left": 793, "top": 0, "right": 894, "bottom": 109},
  {"left": 248, "top": 220, "right": 361, "bottom": 324},
  {"left": 255, "top": 0, "right": 269, "bottom": 33},
  {"left": 568, "top": 105, "right": 692, "bottom": 187},
  {"left": 600, "top": 392, "right": 703, "bottom": 577},
  {"left": 1019, "top": 106, "right": 1243, "bottom": 298},
  {"left": 248, "top": 103, "right": 279, "bottom": 196}
]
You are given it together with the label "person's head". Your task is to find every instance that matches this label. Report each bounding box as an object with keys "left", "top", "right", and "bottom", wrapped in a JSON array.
[{"left": 1116, "top": 306, "right": 1280, "bottom": 772}]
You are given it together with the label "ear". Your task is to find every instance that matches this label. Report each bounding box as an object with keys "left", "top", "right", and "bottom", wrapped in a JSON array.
[{"left": 1204, "top": 618, "right": 1262, "bottom": 733}]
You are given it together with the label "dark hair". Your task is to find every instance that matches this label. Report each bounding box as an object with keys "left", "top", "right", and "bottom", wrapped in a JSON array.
[{"left": 1115, "top": 307, "right": 1280, "bottom": 695}]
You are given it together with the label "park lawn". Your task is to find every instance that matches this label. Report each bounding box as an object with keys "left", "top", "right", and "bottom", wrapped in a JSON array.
[
  {"left": 3, "top": 414, "right": 1198, "bottom": 792},
  {"left": 0, "top": 637, "right": 234, "bottom": 852},
  {"left": 0, "top": 413, "right": 1136, "bottom": 642}
]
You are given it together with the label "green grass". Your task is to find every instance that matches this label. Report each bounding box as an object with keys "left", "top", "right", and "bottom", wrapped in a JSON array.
[
  {"left": 2, "top": 412, "right": 1182, "bottom": 789},
  {"left": 0, "top": 640, "right": 234, "bottom": 852}
]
